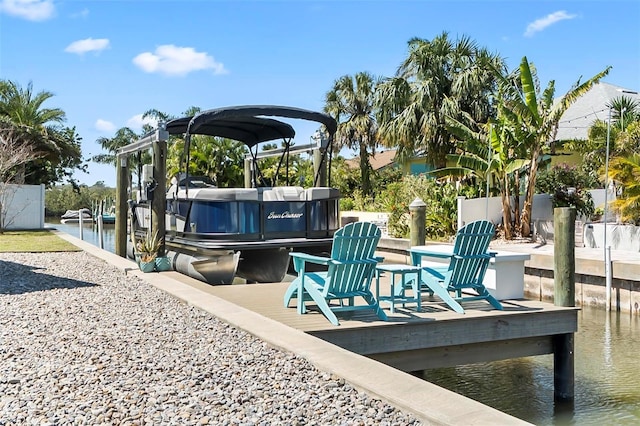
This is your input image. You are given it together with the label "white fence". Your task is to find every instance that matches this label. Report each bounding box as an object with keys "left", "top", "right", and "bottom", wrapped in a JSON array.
[
  {"left": 0, "top": 183, "right": 45, "bottom": 230},
  {"left": 457, "top": 193, "right": 554, "bottom": 229},
  {"left": 584, "top": 223, "right": 640, "bottom": 251},
  {"left": 458, "top": 189, "right": 610, "bottom": 228},
  {"left": 457, "top": 189, "right": 640, "bottom": 251}
]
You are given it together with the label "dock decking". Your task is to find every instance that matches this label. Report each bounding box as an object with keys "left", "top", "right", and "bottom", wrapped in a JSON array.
[{"left": 165, "top": 271, "right": 578, "bottom": 372}]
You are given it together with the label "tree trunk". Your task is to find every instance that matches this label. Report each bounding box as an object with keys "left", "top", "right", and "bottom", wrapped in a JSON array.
[
  {"left": 513, "top": 170, "right": 521, "bottom": 229},
  {"left": 500, "top": 177, "right": 513, "bottom": 240},
  {"left": 359, "top": 141, "right": 371, "bottom": 197},
  {"left": 521, "top": 145, "right": 541, "bottom": 237}
]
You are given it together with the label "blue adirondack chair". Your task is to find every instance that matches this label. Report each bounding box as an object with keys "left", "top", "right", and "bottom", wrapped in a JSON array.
[
  {"left": 418, "top": 220, "right": 502, "bottom": 313},
  {"left": 283, "top": 221, "right": 388, "bottom": 325}
]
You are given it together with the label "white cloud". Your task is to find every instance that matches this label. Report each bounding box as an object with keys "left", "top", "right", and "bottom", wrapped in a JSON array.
[
  {"left": 126, "top": 114, "right": 158, "bottom": 130},
  {"left": 132, "top": 44, "right": 227, "bottom": 77},
  {"left": 65, "top": 38, "right": 110, "bottom": 55},
  {"left": 95, "top": 119, "right": 115, "bottom": 132},
  {"left": 524, "top": 11, "right": 577, "bottom": 37},
  {"left": 0, "top": 0, "right": 55, "bottom": 21},
  {"left": 70, "top": 8, "right": 89, "bottom": 19}
]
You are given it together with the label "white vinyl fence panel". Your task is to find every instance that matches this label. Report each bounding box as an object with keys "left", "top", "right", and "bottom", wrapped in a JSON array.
[
  {"left": 457, "top": 193, "right": 553, "bottom": 229},
  {"left": 0, "top": 184, "right": 45, "bottom": 230}
]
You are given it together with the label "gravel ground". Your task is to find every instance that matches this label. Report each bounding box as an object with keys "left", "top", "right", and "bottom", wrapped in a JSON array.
[{"left": 0, "top": 252, "right": 421, "bottom": 425}]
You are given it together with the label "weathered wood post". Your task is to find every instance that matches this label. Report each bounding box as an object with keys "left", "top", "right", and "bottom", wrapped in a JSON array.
[
  {"left": 553, "top": 206, "right": 575, "bottom": 402},
  {"left": 115, "top": 154, "right": 129, "bottom": 257},
  {"left": 313, "top": 148, "right": 327, "bottom": 187},
  {"left": 409, "top": 198, "right": 426, "bottom": 247},
  {"left": 244, "top": 158, "right": 252, "bottom": 188},
  {"left": 152, "top": 138, "right": 167, "bottom": 257}
]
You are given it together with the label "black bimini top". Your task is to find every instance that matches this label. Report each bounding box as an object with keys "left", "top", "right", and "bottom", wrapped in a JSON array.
[
  {"left": 165, "top": 116, "right": 296, "bottom": 149},
  {"left": 166, "top": 105, "right": 337, "bottom": 149}
]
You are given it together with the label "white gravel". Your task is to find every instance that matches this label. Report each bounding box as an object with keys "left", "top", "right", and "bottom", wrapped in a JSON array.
[{"left": 0, "top": 252, "right": 421, "bottom": 425}]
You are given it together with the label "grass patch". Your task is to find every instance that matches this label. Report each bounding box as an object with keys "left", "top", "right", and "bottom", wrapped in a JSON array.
[{"left": 0, "top": 230, "right": 80, "bottom": 253}]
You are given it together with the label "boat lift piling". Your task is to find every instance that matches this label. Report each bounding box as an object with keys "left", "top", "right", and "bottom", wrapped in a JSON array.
[
  {"left": 115, "top": 127, "right": 169, "bottom": 259},
  {"left": 115, "top": 155, "right": 129, "bottom": 257}
]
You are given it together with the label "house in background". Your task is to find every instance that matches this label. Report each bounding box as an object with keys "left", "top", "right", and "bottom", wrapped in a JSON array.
[
  {"left": 345, "top": 149, "right": 397, "bottom": 172},
  {"left": 552, "top": 82, "right": 640, "bottom": 166},
  {"left": 344, "top": 149, "right": 435, "bottom": 175}
]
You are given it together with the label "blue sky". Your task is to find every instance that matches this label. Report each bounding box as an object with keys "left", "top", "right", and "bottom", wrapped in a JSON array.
[{"left": 1, "top": 0, "right": 639, "bottom": 186}]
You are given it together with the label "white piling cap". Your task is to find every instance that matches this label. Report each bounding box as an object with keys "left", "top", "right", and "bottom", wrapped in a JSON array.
[{"left": 409, "top": 198, "right": 426, "bottom": 208}]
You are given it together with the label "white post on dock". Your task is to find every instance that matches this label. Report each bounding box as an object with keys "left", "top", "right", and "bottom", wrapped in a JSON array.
[
  {"left": 97, "top": 213, "right": 104, "bottom": 249},
  {"left": 78, "top": 208, "right": 86, "bottom": 240},
  {"left": 603, "top": 106, "right": 612, "bottom": 311},
  {"left": 605, "top": 246, "right": 612, "bottom": 310}
]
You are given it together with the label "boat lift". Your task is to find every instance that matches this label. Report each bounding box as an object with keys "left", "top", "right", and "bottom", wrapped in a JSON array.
[{"left": 114, "top": 105, "right": 338, "bottom": 284}]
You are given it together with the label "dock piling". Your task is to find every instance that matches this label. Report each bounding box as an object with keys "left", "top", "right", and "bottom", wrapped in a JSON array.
[
  {"left": 409, "top": 198, "right": 426, "bottom": 247},
  {"left": 553, "top": 207, "right": 576, "bottom": 402},
  {"left": 115, "top": 155, "right": 129, "bottom": 257}
]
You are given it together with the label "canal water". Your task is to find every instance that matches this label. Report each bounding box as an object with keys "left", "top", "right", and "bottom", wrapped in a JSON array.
[
  {"left": 48, "top": 221, "right": 116, "bottom": 253},
  {"left": 50, "top": 222, "right": 640, "bottom": 425},
  {"left": 421, "top": 307, "right": 640, "bottom": 425}
]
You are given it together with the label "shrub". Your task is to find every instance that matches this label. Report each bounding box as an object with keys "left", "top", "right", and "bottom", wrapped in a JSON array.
[
  {"left": 374, "top": 175, "right": 458, "bottom": 240},
  {"left": 536, "top": 164, "right": 596, "bottom": 218}
]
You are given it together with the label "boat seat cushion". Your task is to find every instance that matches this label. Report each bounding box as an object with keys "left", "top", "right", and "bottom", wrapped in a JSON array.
[
  {"left": 179, "top": 188, "right": 258, "bottom": 201},
  {"left": 272, "top": 186, "right": 305, "bottom": 201},
  {"left": 305, "top": 187, "right": 339, "bottom": 201}
]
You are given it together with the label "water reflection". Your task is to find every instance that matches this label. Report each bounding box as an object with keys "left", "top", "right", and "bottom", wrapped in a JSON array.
[
  {"left": 421, "top": 307, "right": 640, "bottom": 425},
  {"left": 46, "top": 221, "right": 116, "bottom": 253}
]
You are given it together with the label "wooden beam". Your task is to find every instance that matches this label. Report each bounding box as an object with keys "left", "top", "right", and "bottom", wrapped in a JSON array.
[
  {"left": 310, "top": 309, "right": 578, "bottom": 355},
  {"left": 369, "top": 336, "right": 554, "bottom": 371},
  {"left": 151, "top": 139, "right": 167, "bottom": 256}
]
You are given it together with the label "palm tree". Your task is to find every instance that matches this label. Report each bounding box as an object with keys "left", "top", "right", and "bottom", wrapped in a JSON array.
[
  {"left": 324, "top": 72, "right": 379, "bottom": 198},
  {"left": 607, "top": 154, "right": 640, "bottom": 224},
  {"left": 376, "top": 32, "right": 505, "bottom": 170},
  {"left": 0, "top": 80, "right": 83, "bottom": 185},
  {"left": 92, "top": 126, "right": 151, "bottom": 187},
  {"left": 608, "top": 96, "right": 640, "bottom": 131},
  {"left": 93, "top": 127, "right": 139, "bottom": 166},
  {"left": 0, "top": 80, "right": 65, "bottom": 127},
  {"left": 189, "top": 136, "right": 247, "bottom": 187},
  {"left": 498, "top": 57, "right": 611, "bottom": 237}
]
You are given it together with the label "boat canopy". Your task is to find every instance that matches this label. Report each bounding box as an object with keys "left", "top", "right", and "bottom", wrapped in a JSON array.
[
  {"left": 173, "top": 105, "right": 338, "bottom": 189},
  {"left": 184, "top": 105, "right": 337, "bottom": 138},
  {"left": 165, "top": 116, "right": 296, "bottom": 148}
]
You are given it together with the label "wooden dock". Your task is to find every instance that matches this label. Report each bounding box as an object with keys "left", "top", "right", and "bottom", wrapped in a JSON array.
[{"left": 166, "top": 271, "right": 578, "bottom": 373}]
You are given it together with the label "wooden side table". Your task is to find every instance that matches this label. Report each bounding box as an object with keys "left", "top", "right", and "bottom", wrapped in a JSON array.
[{"left": 375, "top": 264, "right": 422, "bottom": 313}]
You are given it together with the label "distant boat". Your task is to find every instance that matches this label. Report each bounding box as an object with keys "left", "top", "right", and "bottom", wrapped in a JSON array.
[
  {"left": 95, "top": 212, "right": 116, "bottom": 224},
  {"left": 60, "top": 209, "right": 92, "bottom": 224},
  {"left": 95, "top": 205, "right": 116, "bottom": 224}
]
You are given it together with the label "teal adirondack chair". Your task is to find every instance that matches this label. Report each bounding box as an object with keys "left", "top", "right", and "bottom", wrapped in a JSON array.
[
  {"left": 283, "top": 221, "right": 387, "bottom": 326},
  {"left": 419, "top": 220, "right": 502, "bottom": 313}
]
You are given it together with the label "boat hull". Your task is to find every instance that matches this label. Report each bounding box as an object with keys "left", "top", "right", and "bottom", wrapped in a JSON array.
[
  {"left": 164, "top": 234, "right": 333, "bottom": 284},
  {"left": 236, "top": 246, "right": 291, "bottom": 283},
  {"left": 169, "top": 250, "right": 239, "bottom": 285}
]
